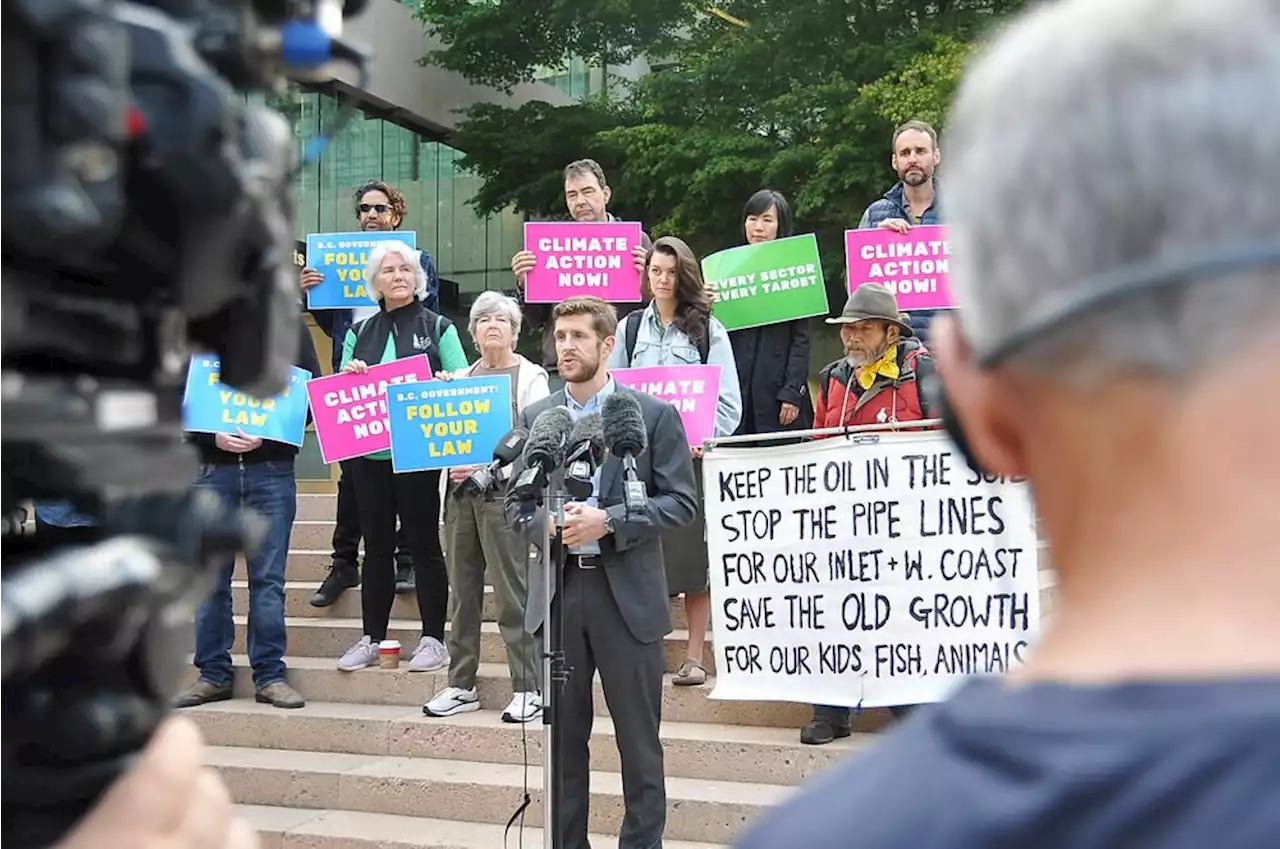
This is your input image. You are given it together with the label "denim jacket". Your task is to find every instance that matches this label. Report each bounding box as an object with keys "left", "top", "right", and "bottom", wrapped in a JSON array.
[{"left": 607, "top": 304, "right": 743, "bottom": 437}]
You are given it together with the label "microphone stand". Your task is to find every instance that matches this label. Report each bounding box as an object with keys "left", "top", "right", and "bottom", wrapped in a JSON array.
[{"left": 540, "top": 486, "right": 570, "bottom": 849}]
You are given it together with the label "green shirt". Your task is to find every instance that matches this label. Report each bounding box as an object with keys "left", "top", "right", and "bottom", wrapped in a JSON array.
[{"left": 339, "top": 322, "right": 470, "bottom": 462}]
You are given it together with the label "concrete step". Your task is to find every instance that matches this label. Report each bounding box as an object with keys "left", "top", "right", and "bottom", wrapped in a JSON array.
[
  {"left": 296, "top": 493, "right": 338, "bottom": 521},
  {"left": 290, "top": 520, "right": 343, "bottom": 551},
  {"left": 179, "top": 655, "right": 873, "bottom": 730},
  {"left": 214, "top": 616, "right": 712, "bottom": 676},
  {"left": 230, "top": 577, "right": 691, "bottom": 629},
  {"left": 238, "top": 803, "right": 726, "bottom": 849},
  {"left": 261, "top": 549, "right": 334, "bottom": 583},
  {"left": 188, "top": 700, "right": 864, "bottom": 788},
  {"left": 209, "top": 745, "right": 790, "bottom": 844},
  {"left": 231, "top": 580, "right": 478, "bottom": 622}
]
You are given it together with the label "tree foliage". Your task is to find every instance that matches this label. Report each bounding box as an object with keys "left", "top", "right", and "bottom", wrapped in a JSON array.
[{"left": 416, "top": 0, "right": 1026, "bottom": 294}]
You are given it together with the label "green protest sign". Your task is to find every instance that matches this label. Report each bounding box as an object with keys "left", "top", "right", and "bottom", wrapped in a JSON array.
[{"left": 702, "top": 234, "right": 830, "bottom": 331}]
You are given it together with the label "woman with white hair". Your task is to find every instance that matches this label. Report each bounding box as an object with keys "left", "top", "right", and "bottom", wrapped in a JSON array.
[
  {"left": 335, "top": 240, "right": 470, "bottom": 673},
  {"left": 424, "top": 291, "right": 551, "bottom": 722}
]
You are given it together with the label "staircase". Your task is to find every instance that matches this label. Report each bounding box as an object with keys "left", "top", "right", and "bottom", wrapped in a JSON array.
[{"left": 182, "top": 492, "right": 898, "bottom": 849}]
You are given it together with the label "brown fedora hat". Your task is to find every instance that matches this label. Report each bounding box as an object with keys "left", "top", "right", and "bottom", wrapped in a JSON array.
[{"left": 825, "top": 283, "right": 913, "bottom": 336}]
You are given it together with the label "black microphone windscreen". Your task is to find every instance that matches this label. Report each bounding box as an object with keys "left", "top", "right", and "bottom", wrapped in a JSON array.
[
  {"left": 602, "top": 393, "right": 647, "bottom": 458},
  {"left": 523, "top": 406, "right": 574, "bottom": 471},
  {"left": 492, "top": 427, "right": 528, "bottom": 464},
  {"left": 566, "top": 413, "right": 605, "bottom": 464}
]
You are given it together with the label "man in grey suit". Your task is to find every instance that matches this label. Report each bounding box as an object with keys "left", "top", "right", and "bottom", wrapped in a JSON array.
[{"left": 505, "top": 295, "right": 698, "bottom": 849}]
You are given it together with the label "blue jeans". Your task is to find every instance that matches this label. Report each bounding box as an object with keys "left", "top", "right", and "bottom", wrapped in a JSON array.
[{"left": 193, "top": 460, "right": 296, "bottom": 689}]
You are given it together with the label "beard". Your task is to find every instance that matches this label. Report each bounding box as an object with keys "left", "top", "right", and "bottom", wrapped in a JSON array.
[
  {"left": 846, "top": 341, "right": 890, "bottom": 368},
  {"left": 559, "top": 350, "right": 602, "bottom": 383},
  {"left": 901, "top": 168, "right": 930, "bottom": 186}
]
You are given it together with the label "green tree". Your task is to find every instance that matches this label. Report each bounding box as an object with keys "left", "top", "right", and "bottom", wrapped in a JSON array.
[{"left": 416, "top": 0, "right": 1025, "bottom": 303}]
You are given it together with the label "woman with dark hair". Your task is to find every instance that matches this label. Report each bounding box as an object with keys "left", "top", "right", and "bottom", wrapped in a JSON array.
[
  {"left": 609, "top": 235, "right": 742, "bottom": 686},
  {"left": 729, "top": 190, "right": 815, "bottom": 439}
]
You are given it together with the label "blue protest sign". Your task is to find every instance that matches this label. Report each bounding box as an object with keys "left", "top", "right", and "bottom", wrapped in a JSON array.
[
  {"left": 386, "top": 375, "right": 514, "bottom": 473},
  {"left": 183, "top": 356, "right": 313, "bottom": 447},
  {"left": 305, "top": 230, "right": 418, "bottom": 309}
]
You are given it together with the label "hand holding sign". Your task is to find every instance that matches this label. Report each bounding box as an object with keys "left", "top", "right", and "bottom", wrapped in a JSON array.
[
  {"left": 300, "top": 267, "right": 324, "bottom": 292},
  {"left": 511, "top": 250, "right": 536, "bottom": 287}
]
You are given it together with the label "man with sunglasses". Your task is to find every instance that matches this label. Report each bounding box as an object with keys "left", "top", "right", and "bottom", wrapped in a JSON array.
[
  {"left": 736, "top": 0, "right": 1280, "bottom": 846},
  {"left": 301, "top": 180, "right": 439, "bottom": 605}
]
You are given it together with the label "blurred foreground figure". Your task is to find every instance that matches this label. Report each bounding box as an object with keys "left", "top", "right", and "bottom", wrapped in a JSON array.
[{"left": 735, "top": 0, "right": 1280, "bottom": 847}]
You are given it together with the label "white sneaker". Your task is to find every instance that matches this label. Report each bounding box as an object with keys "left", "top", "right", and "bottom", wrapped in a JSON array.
[
  {"left": 423, "top": 686, "right": 480, "bottom": 717},
  {"left": 407, "top": 636, "right": 449, "bottom": 672},
  {"left": 502, "top": 691, "right": 543, "bottom": 723},
  {"left": 337, "top": 636, "right": 379, "bottom": 672}
]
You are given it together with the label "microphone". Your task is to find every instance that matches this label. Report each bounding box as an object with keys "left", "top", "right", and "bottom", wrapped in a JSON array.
[
  {"left": 563, "top": 413, "right": 604, "bottom": 500},
  {"left": 601, "top": 393, "right": 649, "bottom": 516},
  {"left": 458, "top": 426, "right": 528, "bottom": 498},
  {"left": 510, "top": 405, "right": 574, "bottom": 505}
]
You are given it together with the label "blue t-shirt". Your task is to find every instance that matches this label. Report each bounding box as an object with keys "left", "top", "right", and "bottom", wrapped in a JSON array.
[{"left": 735, "top": 677, "right": 1280, "bottom": 849}]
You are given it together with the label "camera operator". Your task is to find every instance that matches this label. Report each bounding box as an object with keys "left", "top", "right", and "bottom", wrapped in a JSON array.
[
  {"left": 735, "top": 0, "right": 1280, "bottom": 846},
  {"left": 425, "top": 291, "right": 550, "bottom": 723},
  {"left": 301, "top": 180, "right": 439, "bottom": 606}
]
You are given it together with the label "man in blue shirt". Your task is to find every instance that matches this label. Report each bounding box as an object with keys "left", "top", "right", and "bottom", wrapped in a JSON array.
[
  {"left": 735, "top": 1, "right": 1280, "bottom": 847},
  {"left": 300, "top": 179, "right": 438, "bottom": 605}
]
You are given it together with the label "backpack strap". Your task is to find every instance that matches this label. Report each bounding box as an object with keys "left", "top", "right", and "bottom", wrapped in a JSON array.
[
  {"left": 697, "top": 325, "right": 711, "bottom": 365},
  {"left": 623, "top": 310, "right": 642, "bottom": 366}
]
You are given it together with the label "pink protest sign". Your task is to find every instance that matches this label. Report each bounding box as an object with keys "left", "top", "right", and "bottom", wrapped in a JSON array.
[
  {"left": 305, "top": 355, "right": 432, "bottom": 463},
  {"left": 844, "top": 224, "right": 955, "bottom": 311},
  {"left": 523, "top": 221, "right": 644, "bottom": 304},
  {"left": 612, "top": 365, "right": 721, "bottom": 448}
]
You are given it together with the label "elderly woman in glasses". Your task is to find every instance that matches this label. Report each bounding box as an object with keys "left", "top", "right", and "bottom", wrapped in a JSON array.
[{"left": 424, "top": 291, "right": 551, "bottom": 723}]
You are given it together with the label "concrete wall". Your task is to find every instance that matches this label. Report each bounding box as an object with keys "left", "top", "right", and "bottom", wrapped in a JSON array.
[{"left": 338, "top": 0, "right": 571, "bottom": 137}]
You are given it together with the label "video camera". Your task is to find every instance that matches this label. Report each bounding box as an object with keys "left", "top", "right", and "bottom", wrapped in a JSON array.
[{"left": 1, "top": 2, "right": 370, "bottom": 846}]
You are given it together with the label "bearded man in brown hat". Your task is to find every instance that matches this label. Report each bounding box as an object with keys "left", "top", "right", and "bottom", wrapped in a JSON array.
[{"left": 801, "top": 282, "right": 937, "bottom": 744}]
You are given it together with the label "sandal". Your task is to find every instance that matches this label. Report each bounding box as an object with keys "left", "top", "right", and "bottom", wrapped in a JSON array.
[{"left": 672, "top": 658, "right": 707, "bottom": 686}]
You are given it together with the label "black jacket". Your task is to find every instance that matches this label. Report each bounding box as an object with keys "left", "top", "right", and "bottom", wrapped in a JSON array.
[
  {"left": 729, "top": 318, "right": 815, "bottom": 437},
  {"left": 191, "top": 317, "right": 323, "bottom": 465}
]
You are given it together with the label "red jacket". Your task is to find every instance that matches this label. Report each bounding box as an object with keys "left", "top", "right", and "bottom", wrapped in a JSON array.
[{"left": 814, "top": 338, "right": 936, "bottom": 434}]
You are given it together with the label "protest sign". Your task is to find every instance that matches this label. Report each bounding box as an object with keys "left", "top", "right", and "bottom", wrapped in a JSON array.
[
  {"left": 183, "top": 356, "right": 312, "bottom": 447},
  {"left": 305, "top": 355, "right": 432, "bottom": 463},
  {"left": 844, "top": 224, "right": 954, "bottom": 311},
  {"left": 387, "top": 375, "right": 514, "bottom": 473},
  {"left": 522, "top": 221, "right": 643, "bottom": 304},
  {"left": 701, "top": 234, "right": 830, "bottom": 331},
  {"left": 305, "top": 230, "right": 418, "bottom": 309},
  {"left": 612, "top": 365, "right": 722, "bottom": 448},
  {"left": 703, "top": 431, "right": 1040, "bottom": 708}
]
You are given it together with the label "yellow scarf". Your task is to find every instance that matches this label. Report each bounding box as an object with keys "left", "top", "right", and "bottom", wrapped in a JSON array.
[{"left": 856, "top": 344, "right": 900, "bottom": 390}]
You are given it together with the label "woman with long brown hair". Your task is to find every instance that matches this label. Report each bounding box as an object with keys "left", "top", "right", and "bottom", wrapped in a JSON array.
[{"left": 608, "top": 235, "right": 742, "bottom": 685}]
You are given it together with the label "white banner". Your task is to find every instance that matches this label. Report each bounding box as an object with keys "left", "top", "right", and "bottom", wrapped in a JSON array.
[{"left": 703, "top": 432, "right": 1041, "bottom": 708}]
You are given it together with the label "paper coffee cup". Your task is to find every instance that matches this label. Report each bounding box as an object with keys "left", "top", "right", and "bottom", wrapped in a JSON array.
[{"left": 379, "top": 640, "right": 401, "bottom": 669}]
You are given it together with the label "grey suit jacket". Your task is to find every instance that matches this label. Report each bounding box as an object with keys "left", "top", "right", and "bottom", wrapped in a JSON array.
[{"left": 505, "top": 384, "right": 698, "bottom": 644}]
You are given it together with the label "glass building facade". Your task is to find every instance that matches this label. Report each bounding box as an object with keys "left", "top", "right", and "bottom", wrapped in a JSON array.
[{"left": 288, "top": 88, "right": 526, "bottom": 315}]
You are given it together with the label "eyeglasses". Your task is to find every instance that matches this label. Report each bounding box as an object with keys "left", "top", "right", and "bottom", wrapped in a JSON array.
[{"left": 358, "top": 203, "right": 389, "bottom": 214}]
